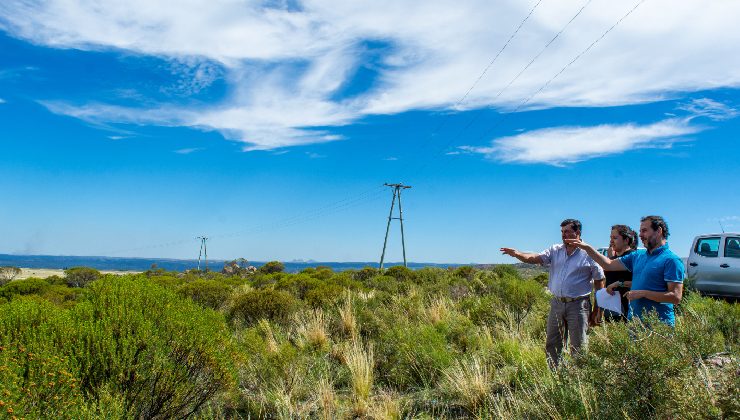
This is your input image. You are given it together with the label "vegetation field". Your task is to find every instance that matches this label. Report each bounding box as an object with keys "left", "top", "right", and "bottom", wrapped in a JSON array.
[{"left": 0, "top": 263, "right": 737, "bottom": 419}]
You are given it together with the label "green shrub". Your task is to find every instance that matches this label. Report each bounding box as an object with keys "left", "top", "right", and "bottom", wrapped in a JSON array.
[
  {"left": 40, "top": 284, "right": 83, "bottom": 307},
  {"left": 681, "top": 292, "right": 740, "bottom": 349},
  {"left": 352, "top": 266, "right": 378, "bottom": 282},
  {"left": 365, "top": 275, "right": 402, "bottom": 294},
  {"left": 228, "top": 289, "right": 300, "bottom": 326},
  {"left": 575, "top": 317, "right": 723, "bottom": 419},
  {"left": 64, "top": 267, "right": 101, "bottom": 288},
  {"left": 453, "top": 266, "right": 476, "bottom": 281},
  {"left": 459, "top": 295, "right": 505, "bottom": 326},
  {"left": 384, "top": 265, "right": 414, "bottom": 282},
  {"left": 69, "top": 277, "right": 235, "bottom": 418},
  {"left": 259, "top": 261, "right": 285, "bottom": 274},
  {"left": 0, "top": 277, "right": 50, "bottom": 300},
  {"left": 45, "top": 274, "right": 68, "bottom": 286},
  {"left": 378, "top": 323, "right": 453, "bottom": 390},
  {"left": 304, "top": 283, "right": 344, "bottom": 308},
  {"left": 178, "top": 279, "right": 232, "bottom": 310}
]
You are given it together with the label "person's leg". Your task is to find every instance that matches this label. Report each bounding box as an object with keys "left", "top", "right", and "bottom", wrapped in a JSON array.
[
  {"left": 545, "top": 298, "right": 567, "bottom": 368},
  {"left": 566, "top": 298, "right": 591, "bottom": 357}
]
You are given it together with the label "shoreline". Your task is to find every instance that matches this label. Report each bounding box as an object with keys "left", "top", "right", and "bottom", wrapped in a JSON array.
[{"left": 16, "top": 267, "right": 142, "bottom": 280}]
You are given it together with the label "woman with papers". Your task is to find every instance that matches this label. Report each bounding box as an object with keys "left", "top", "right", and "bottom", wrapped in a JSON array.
[{"left": 602, "top": 225, "right": 638, "bottom": 322}]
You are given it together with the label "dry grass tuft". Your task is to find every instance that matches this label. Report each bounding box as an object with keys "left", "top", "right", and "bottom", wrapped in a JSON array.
[
  {"left": 442, "top": 355, "right": 492, "bottom": 412},
  {"left": 338, "top": 292, "right": 357, "bottom": 339},
  {"left": 369, "top": 391, "right": 404, "bottom": 420},
  {"left": 293, "top": 309, "right": 330, "bottom": 350},
  {"left": 317, "top": 376, "right": 336, "bottom": 420},
  {"left": 343, "top": 339, "right": 375, "bottom": 417},
  {"left": 256, "top": 319, "right": 279, "bottom": 353},
  {"left": 426, "top": 296, "right": 451, "bottom": 324}
]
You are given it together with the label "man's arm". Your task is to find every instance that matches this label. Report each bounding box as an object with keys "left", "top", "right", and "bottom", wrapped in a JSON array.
[
  {"left": 564, "top": 239, "right": 627, "bottom": 271},
  {"left": 626, "top": 282, "right": 683, "bottom": 304},
  {"left": 606, "top": 280, "right": 632, "bottom": 295},
  {"left": 589, "top": 277, "right": 606, "bottom": 326},
  {"left": 500, "top": 248, "right": 544, "bottom": 265}
]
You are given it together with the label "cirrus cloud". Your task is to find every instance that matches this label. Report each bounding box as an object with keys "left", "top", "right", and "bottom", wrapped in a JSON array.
[
  {"left": 2, "top": 0, "right": 740, "bottom": 152},
  {"left": 461, "top": 118, "right": 701, "bottom": 165}
]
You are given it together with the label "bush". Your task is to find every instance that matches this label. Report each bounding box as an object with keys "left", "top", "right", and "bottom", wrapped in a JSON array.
[
  {"left": 0, "top": 266, "right": 21, "bottom": 284},
  {"left": 178, "top": 280, "right": 232, "bottom": 310},
  {"left": 384, "top": 265, "right": 414, "bottom": 282},
  {"left": 453, "top": 266, "right": 476, "bottom": 281},
  {"left": 575, "top": 317, "right": 724, "bottom": 419},
  {"left": 69, "top": 277, "right": 235, "bottom": 418},
  {"left": 377, "top": 323, "right": 454, "bottom": 389},
  {"left": 0, "top": 277, "right": 50, "bottom": 300},
  {"left": 228, "top": 289, "right": 300, "bottom": 326},
  {"left": 259, "top": 261, "right": 285, "bottom": 274},
  {"left": 64, "top": 267, "right": 101, "bottom": 288},
  {"left": 365, "top": 275, "right": 402, "bottom": 294},
  {"left": 0, "top": 277, "right": 235, "bottom": 418}
]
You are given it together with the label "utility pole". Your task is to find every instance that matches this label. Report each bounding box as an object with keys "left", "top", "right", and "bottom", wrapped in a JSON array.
[
  {"left": 379, "top": 183, "right": 412, "bottom": 270},
  {"left": 196, "top": 236, "right": 209, "bottom": 272}
]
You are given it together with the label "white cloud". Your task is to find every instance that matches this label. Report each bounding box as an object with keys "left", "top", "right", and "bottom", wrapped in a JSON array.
[
  {"left": 3, "top": 0, "right": 740, "bottom": 151},
  {"left": 174, "top": 147, "right": 203, "bottom": 154},
  {"left": 462, "top": 118, "right": 700, "bottom": 165},
  {"left": 680, "top": 98, "right": 739, "bottom": 121}
]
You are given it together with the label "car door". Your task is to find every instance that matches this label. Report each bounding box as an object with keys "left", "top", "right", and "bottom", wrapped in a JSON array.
[
  {"left": 715, "top": 235, "right": 740, "bottom": 296},
  {"left": 689, "top": 236, "right": 724, "bottom": 294}
]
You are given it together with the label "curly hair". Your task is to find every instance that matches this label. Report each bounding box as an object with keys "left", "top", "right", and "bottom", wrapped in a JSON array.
[{"left": 611, "top": 224, "right": 638, "bottom": 250}]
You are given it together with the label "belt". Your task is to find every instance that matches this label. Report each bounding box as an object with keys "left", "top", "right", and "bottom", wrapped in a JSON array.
[{"left": 555, "top": 295, "right": 590, "bottom": 303}]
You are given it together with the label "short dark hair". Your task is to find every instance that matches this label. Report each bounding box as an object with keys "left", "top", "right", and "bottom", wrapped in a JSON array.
[
  {"left": 641, "top": 215, "right": 669, "bottom": 239},
  {"left": 611, "top": 224, "right": 638, "bottom": 250},
  {"left": 561, "top": 219, "right": 582, "bottom": 234}
]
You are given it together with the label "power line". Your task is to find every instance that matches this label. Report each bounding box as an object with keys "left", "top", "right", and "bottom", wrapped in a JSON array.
[
  {"left": 95, "top": 1, "right": 547, "bottom": 258},
  {"left": 389, "top": 0, "right": 595, "bottom": 183},
  {"left": 399, "top": 0, "right": 647, "bottom": 181}
]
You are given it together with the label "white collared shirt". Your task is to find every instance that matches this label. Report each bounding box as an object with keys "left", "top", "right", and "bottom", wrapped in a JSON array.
[{"left": 538, "top": 244, "right": 604, "bottom": 298}]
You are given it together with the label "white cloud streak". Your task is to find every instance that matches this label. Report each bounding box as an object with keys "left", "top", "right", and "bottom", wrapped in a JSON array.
[
  {"left": 2, "top": 0, "right": 740, "bottom": 152},
  {"left": 462, "top": 118, "right": 700, "bottom": 165}
]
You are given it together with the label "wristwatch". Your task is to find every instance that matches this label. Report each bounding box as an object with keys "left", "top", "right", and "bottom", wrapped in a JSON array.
[{"left": 616, "top": 281, "right": 624, "bottom": 288}]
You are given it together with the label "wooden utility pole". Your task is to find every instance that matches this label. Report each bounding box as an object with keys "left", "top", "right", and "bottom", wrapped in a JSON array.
[{"left": 379, "top": 183, "right": 412, "bottom": 270}]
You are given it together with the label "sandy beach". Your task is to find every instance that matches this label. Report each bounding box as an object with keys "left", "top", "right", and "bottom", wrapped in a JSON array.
[{"left": 17, "top": 267, "right": 141, "bottom": 280}]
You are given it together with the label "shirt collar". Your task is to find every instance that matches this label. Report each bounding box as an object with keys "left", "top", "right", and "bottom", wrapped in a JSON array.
[{"left": 647, "top": 243, "right": 669, "bottom": 256}]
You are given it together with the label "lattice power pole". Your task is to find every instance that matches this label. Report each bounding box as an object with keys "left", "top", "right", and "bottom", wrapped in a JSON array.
[
  {"left": 196, "top": 236, "right": 209, "bottom": 272},
  {"left": 379, "top": 183, "right": 412, "bottom": 270}
]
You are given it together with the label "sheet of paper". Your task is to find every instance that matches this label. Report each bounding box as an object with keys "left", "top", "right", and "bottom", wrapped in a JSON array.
[{"left": 595, "top": 288, "right": 622, "bottom": 314}]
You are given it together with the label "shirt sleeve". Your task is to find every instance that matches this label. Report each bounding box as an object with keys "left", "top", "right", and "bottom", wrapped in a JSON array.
[
  {"left": 664, "top": 256, "right": 685, "bottom": 283},
  {"left": 618, "top": 252, "right": 635, "bottom": 272},
  {"left": 538, "top": 246, "right": 553, "bottom": 266},
  {"left": 590, "top": 258, "right": 605, "bottom": 280}
]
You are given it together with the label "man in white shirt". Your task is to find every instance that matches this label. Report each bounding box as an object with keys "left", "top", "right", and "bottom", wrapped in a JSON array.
[{"left": 501, "top": 219, "right": 605, "bottom": 368}]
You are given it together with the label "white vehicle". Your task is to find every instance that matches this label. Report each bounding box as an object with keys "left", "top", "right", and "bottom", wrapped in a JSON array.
[{"left": 687, "top": 233, "right": 740, "bottom": 298}]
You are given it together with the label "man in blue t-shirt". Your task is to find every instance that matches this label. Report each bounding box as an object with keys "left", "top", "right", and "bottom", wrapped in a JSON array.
[{"left": 566, "top": 215, "right": 684, "bottom": 326}]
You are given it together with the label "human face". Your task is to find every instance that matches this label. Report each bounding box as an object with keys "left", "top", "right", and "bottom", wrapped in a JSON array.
[
  {"left": 639, "top": 220, "right": 663, "bottom": 251},
  {"left": 561, "top": 224, "right": 580, "bottom": 245},
  {"left": 610, "top": 229, "right": 629, "bottom": 253}
]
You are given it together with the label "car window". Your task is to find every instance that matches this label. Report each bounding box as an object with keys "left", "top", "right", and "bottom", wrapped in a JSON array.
[
  {"left": 725, "top": 237, "right": 740, "bottom": 259},
  {"left": 695, "top": 237, "right": 720, "bottom": 257}
]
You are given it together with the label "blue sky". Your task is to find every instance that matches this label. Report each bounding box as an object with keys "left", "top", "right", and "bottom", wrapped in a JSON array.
[{"left": 1, "top": 0, "right": 739, "bottom": 263}]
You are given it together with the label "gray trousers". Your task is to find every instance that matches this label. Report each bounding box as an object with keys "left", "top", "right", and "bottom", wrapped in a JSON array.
[{"left": 545, "top": 296, "right": 591, "bottom": 368}]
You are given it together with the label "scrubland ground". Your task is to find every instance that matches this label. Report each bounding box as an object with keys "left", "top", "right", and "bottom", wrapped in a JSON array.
[{"left": 0, "top": 264, "right": 737, "bottom": 419}]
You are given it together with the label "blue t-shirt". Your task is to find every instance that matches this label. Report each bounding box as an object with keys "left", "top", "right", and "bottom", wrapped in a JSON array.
[{"left": 618, "top": 244, "right": 684, "bottom": 326}]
